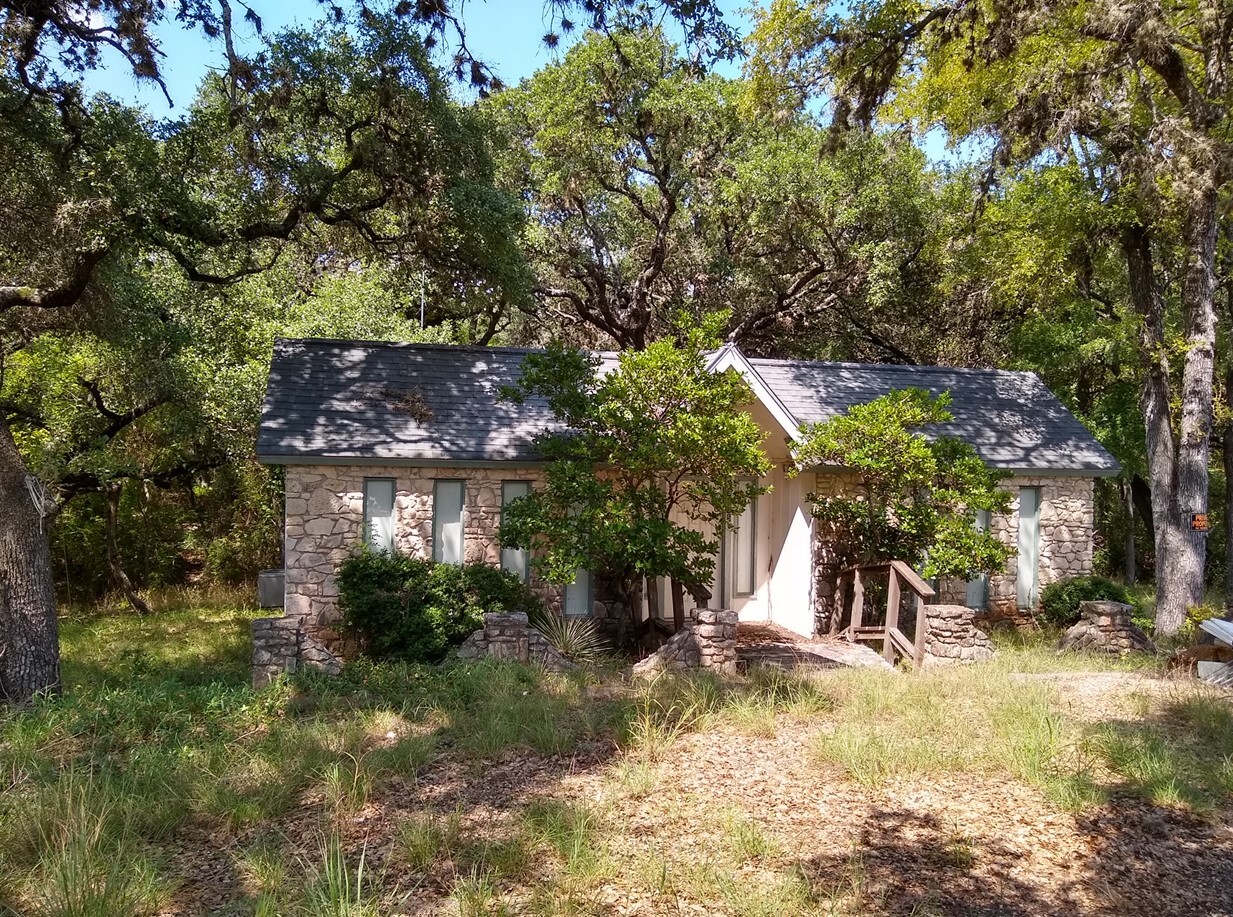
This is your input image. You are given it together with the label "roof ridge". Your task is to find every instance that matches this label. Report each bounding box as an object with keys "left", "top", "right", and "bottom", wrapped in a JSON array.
[
  {"left": 275, "top": 337, "right": 548, "bottom": 356},
  {"left": 749, "top": 357, "right": 1039, "bottom": 378}
]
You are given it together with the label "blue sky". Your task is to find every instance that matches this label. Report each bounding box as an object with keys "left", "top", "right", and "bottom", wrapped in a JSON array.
[
  {"left": 86, "top": 0, "right": 748, "bottom": 115},
  {"left": 85, "top": 1, "right": 960, "bottom": 161}
]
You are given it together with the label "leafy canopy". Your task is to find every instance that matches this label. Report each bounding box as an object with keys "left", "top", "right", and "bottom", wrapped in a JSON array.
[
  {"left": 794, "top": 388, "right": 1011, "bottom": 580},
  {"left": 499, "top": 326, "right": 771, "bottom": 594}
]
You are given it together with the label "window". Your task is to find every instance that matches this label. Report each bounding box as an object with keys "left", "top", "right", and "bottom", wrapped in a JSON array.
[
  {"left": 363, "top": 478, "right": 396, "bottom": 553},
  {"left": 433, "top": 480, "right": 465, "bottom": 564},
  {"left": 1017, "top": 487, "right": 1042, "bottom": 609},
  {"left": 733, "top": 496, "right": 757, "bottom": 597},
  {"left": 964, "top": 509, "right": 991, "bottom": 610},
  {"left": 500, "top": 481, "right": 531, "bottom": 581},
  {"left": 564, "top": 569, "right": 592, "bottom": 617}
]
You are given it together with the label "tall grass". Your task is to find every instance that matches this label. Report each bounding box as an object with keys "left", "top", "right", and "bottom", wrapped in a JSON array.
[
  {"left": 3, "top": 597, "right": 1229, "bottom": 914},
  {"left": 813, "top": 666, "right": 1103, "bottom": 809}
]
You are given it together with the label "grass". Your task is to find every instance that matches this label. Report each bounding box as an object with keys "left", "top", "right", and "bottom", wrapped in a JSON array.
[
  {"left": 814, "top": 663, "right": 1107, "bottom": 809},
  {"left": 1, "top": 594, "right": 1230, "bottom": 914}
]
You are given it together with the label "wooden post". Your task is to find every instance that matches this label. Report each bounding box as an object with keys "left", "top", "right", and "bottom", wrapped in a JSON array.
[
  {"left": 914, "top": 593, "right": 928, "bottom": 667},
  {"left": 851, "top": 569, "right": 865, "bottom": 634},
  {"left": 884, "top": 567, "right": 901, "bottom": 663}
]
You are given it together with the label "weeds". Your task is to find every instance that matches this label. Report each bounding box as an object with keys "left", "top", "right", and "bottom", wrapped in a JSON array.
[
  {"left": 303, "top": 834, "right": 377, "bottom": 917},
  {"left": 4, "top": 598, "right": 1231, "bottom": 915},
  {"left": 395, "top": 809, "right": 462, "bottom": 872}
]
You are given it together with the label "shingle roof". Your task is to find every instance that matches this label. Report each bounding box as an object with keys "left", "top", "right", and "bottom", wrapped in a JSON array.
[
  {"left": 257, "top": 338, "right": 1119, "bottom": 475},
  {"left": 751, "top": 358, "right": 1119, "bottom": 474}
]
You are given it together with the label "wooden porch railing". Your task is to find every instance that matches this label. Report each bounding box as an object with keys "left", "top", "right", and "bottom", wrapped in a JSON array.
[{"left": 833, "top": 561, "right": 935, "bottom": 667}]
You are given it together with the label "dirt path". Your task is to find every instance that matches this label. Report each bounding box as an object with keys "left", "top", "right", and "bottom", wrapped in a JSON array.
[{"left": 559, "top": 714, "right": 1233, "bottom": 917}]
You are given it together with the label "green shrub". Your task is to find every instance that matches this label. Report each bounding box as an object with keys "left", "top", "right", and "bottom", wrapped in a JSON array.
[
  {"left": 336, "top": 552, "right": 545, "bottom": 663},
  {"left": 1038, "top": 575, "right": 1131, "bottom": 627}
]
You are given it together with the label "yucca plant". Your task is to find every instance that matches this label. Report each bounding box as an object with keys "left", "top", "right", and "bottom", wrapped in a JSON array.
[{"left": 527, "top": 608, "right": 611, "bottom": 663}]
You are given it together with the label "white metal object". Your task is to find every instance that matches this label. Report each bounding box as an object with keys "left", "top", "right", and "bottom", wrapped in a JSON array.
[
  {"left": 24, "top": 474, "right": 55, "bottom": 533},
  {"left": 1199, "top": 618, "right": 1233, "bottom": 647}
]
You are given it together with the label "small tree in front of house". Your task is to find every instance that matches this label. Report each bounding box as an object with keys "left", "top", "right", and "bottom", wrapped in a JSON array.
[
  {"left": 499, "top": 331, "right": 771, "bottom": 644},
  {"left": 794, "top": 388, "right": 1012, "bottom": 582}
]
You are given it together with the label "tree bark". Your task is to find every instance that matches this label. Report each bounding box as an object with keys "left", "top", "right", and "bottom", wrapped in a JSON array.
[
  {"left": 1123, "top": 224, "right": 1182, "bottom": 629},
  {"left": 105, "top": 481, "right": 152, "bottom": 616},
  {"left": 1159, "top": 184, "right": 1220, "bottom": 635},
  {"left": 0, "top": 417, "right": 61, "bottom": 702},
  {"left": 1224, "top": 409, "right": 1233, "bottom": 614},
  {"left": 1121, "top": 479, "right": 1136, "bottom": 586}
]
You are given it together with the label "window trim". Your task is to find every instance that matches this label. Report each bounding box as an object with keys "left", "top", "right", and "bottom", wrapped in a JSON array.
[
  {"left": 564, "top": 568, "right": 592, "bottom": 618},
  {"left": 500, "top": 480, "right": 532, "bottom": 582},
  {"left": 734, "top": 491, "right": 758, "bottom": 598},
  {"left": 362, "top": 477, "right": 397, "bottom": 553},
  {"left": 432, "top": 479, "right": 467, "bottom": 564},
  {"left": 965, "top": 508, "right": 991, "bottom": 610},
  {"left": 1017, "top": 486, "right": 1042, "bottom": 610}
]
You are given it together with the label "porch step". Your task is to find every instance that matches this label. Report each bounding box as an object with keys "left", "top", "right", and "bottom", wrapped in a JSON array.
[{"left": 738, "top": 639, "right": 893, "bottom": 672}]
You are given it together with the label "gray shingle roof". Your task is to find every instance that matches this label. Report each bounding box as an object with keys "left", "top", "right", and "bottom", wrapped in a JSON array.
[
  {"left": 751, "top": 358, "right": 1119, "bottom": 474},
  {"left": 257, "top": 338, "right": 1119, "bottom": 475}
]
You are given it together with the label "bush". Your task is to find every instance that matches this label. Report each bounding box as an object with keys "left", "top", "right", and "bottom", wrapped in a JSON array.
[
  {"left": 1039, "top": 575, "right": 1131, "bottom": 628},
  {"left": 336, "top": 551, "right": 545, "bottom": 663}
]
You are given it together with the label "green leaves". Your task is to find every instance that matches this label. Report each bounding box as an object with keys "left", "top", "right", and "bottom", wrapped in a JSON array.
[
  {"left": 796, "top": 388, "right": 1012, "bottom": 580},
  {"left": 337, "top": 551, "right": 545, "bottom": 663},
  {"left": 499, "top": 333, "right": 770, "bottom": 596}
]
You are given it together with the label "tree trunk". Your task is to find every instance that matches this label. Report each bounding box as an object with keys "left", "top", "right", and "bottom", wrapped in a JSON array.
[
  {"left": 1123, "top": 224, "right": 1183, "bottom": 630},
  {"left": 1121, "top": 479, "right": 1136, "bottom": 586},
  {"left": 1224, "top": 411, "right": 1233, "bottom": 614},
  {"left": 1160, "top": 185, "right": 1220, "bottom": 635},
  {"left": 670, "top": 577, "right": 686, "bottom": 631},
  {"left": 0, "top": 417, "right": 61, "bottom": 702},
  {"left": 105, "top": 481, "right": 152, "bottom": 616}
]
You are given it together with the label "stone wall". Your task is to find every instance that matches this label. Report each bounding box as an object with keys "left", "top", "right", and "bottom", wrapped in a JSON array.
[
  {"left": 455, "top": 612, "right": 577, "bottom": 672},
  {"left": 251, "top": 615, "right": 343, "bottom": 687},
  {"left": 983, "top": 475, "right": 1095, "bottom": 618},
  {"left": 812, "top": 473, "right": 1097, "bottom": 634},
  {"left": 283, "top": 464, "right": 629, "bottom": 652},
  {"left": 809, "top": 471, "right": 863, "bottom": 634},
  {"left": 922, "top": 605, "right": 995, "bottom": 668},
  {"left": 1058, "top": 601, "right": 1155, "bottom": 656},
  {"left": 632, "top": 609, "right": 739, "bottom": 677}
]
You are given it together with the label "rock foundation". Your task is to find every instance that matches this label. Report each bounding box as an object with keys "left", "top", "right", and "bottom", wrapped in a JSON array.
[
  {"left": 922, "top": 604, "right": 996, "bottom": 667},
  {"left": 632, "top": 609, "right": 739, "bottom": 677},
  {"left": 456, "top": 612, "right": 577, "bottom": 672},
  {"left": 1058, "top": 601, "right": 1155, "bottom": 656},
  {"left": 251, "top": 615, "right": 344, "bottom": 688}
]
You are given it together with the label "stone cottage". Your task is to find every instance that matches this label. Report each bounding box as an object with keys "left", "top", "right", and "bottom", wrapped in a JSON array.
[{"left": 256, "top": 338, "right": 1119, "bottom": 653}]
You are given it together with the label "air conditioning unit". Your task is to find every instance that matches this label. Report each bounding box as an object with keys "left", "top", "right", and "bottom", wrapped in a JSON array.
[{"left": 257, "top": 569, "right": 285, "bottom": 608}]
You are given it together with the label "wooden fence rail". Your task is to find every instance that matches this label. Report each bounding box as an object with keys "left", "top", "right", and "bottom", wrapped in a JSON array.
[{"left": 832, "top": 561, "right": 935, "bottom": 667}]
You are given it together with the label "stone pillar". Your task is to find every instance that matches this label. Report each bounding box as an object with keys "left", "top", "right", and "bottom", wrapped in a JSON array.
[
  {"left": 1058, "top": 601, "right": 1155, "bottom": 655},
  {"left": 922, "top": 605, "right": 996, "bottom": 668},
  {"left": 483, "top": 612, "right": 532, "bottom": 664},
  {"left": 694, "top": 609, "right": 739, "bottom": 675},
  {"left": 251, "top": 615, "right": 343, "bottom": 688},
  {"left": 252, "top": 616, "right": 303, "bottom": 687},
  {"left": 632, "top": 608, "right": 739, "bottom": 677}
]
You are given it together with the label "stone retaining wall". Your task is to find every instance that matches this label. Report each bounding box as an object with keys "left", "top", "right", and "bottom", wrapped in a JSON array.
[
  {"left": 922, "top": 604, "right": 995, "bottom": 668},
  {"left": 632, "top": 609, "right": 739, "bottom": 677},
  {"left": 1058, "top": 601, "right": 1155, "bottom": 656},
  {"left": 455, "top": 612, "right": 577, "bottom": 672},
  {"left": 251, "top": 615, "right": 343, "bottom": 687}
]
